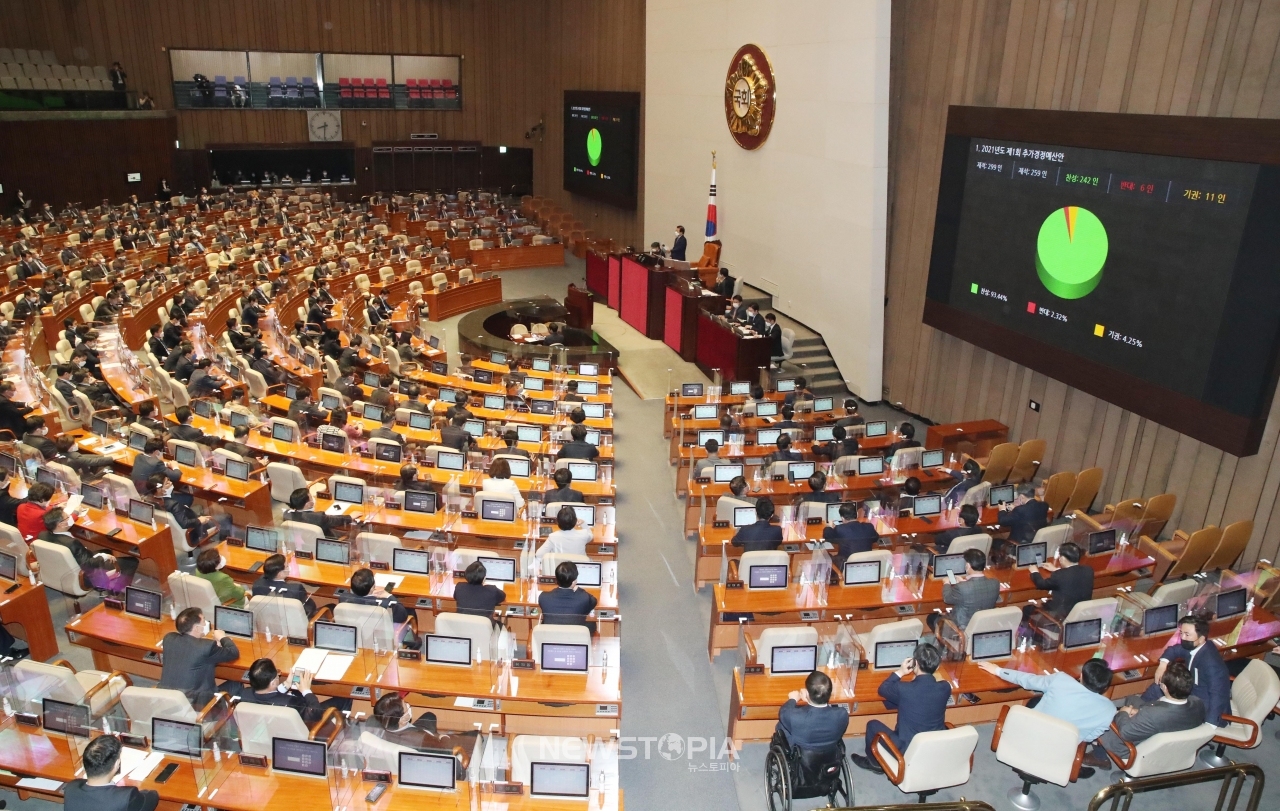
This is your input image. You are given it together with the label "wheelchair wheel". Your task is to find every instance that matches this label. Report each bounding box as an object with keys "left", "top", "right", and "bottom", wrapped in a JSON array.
[
  {"left": 830, "top": 756, "right": 854, "bottom": 807},
  {"left": 766, "top": 747, "right": 791, "bottom": 811}
]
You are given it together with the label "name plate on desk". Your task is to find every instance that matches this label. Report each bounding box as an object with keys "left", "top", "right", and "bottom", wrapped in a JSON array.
[
  {"left": 538, "top": 575, "right": 557, "bottom": 585},
  {"left": 120, "top": 733, "right": 148, "bottom": 749},
  {"left": 103, "top": 597, "right": 124, "bottom": 611},
  {"left": 596, "top": 544, "right": 615, "bottom": 555},
  {"left": 452, "top": 570, "right": 467, "bottom": 579},
  {"left": 369, "top": 561, "right": 390, "bottom": 571},
  {"left": 744, "top": 664, "right": 764, "bottom": 675},
  {"left": 461, "top": 511, "right": 478, "bottom": 519},
  {"left": 771, "top": 475, "right": 785, "bottom": 482},
  {"left": 14, "top": 712, "right": 38, "bottom": 727},
  {"left": 799, "top": 610, "right": 820, "bottom": 621},
  {"left": 781, "top": 543, "right": 802, "bottom": 552},
  {"left": 287, "top": 636, "right": 308, "bottom": 647},
  {"left": 806, "top": 517, "right": 823, "bottom": 525},
  {"left": 505, "top": 605, "right": 525, "bottom": 617},
  {"left": 694, "top": 476, "right": 710, "bottom": 484},
  {"left": 725, "top": 580, "right": 744, "bottom": 589},
  {"left": 492, "top": 782, "right": 523, "bottom": 795},
  {"left": 540, "top": 516, "right": 556, "bottom": 524},
  {"left": 362, "top": 770, "right": 391, "bottom": 783},
  {"left": 397, "top": 649, "right": 421, "bottom": 661},
  {"left": 511, "top": 658, "right": 536, "bottom": 670},
  {"left": 358, "top": 450, "right": 373, "bottom": 459},
  {"left": 226, "top": 538, "right": 245, "bottom": 547},
  {"left": 713, "top": 520, "right": 729, "bottom": 528},
  {"left": 385, "top": 500, "right": 401, "bottom": 510},
  {"left": 239, "top": 754, "right": 268, "bottom": 768},
  {"left": 294, "top": 550, "right": 314, "bottom": 560}
]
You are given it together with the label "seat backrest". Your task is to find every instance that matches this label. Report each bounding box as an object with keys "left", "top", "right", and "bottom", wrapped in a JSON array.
[
  {"left": 359, "top": 730, "right": 415, "bottom": 772},
  {"left": 1065, "top": 467, "right": 1103, "bottom": 514},
  {"left": 509, "top": 735, "right": 588, "bottom": 785},
  {"left": 982, "top": 443, "right": 1019, "bottom": 484},
  {"left": 740, "top": 550, "right": 790, "bottom": 589},
  {"left": 0, "top": 522, "right": 31, "bottom": 575},
  {"left": 247, "top": 594, "right": 310, "bottom": 639},
  {"left": 1043, "top": 470, "right": 1077, "bottom": 519},
  {"left": 963, "top": 606, "right": 1024, "bottom": 655},
  {"left": 959, "top": 480, "right": 991, "bottom": 507},
  {"left": 539, "top": 551, "right": 589, "bottom": 577},
  {"left": 1007, "top": 439, "right": 1046, "bottom": 485},
  {"left": 859, "top": 618, "right": 923, "bottom": 655},
  {"left": 31, "top": 540, "right": 89, "bottom": 597},
  {"left": 234, "top": 702, "right": 310, "bottom": 756},
  {"left": 475, "top": 491, "right": 520, "bottom": 519},
  {"left": 716, "top": 497, "right": 754, "bottom": 522},
  {"left": 1063, "top": 596, "right": 1117, "bottom": 626},
  {"left": 120, "top": 686, "right": 197, "bottom": 735},
  {"left": 333, "top": 602, "right": 396, "bottom": 650},
  {"left": 1205, "top": 519, "right": 1252, "bottom": 571},
  {"left": 1146, "top": 578, "right": 1200, "bottom": 609},
  {"left": 1126, "top": 723, "right": 1218, "bottom": 777},
  {"left": 756, "top": 626, "right": 819, "bottom": 670},
  {"left": 530, "top": 624, "right": 591, "bottom": 664},
  {"left": 434, "top": 613, "right": 496, "bottom": 662},
  {"left": 1032, "top": 523, "right": 1071, "bottom": 558},
  {"left": 889, "top": 447, "right": 921, "bottom": 470},
  {"left": 946, "top": 534, "right": 992, "bottom": 558},
  {"left": 355, "top": 531, "right": 400, "bottom": 564},
  {"left": 894, "top": 725, "right": 980, "bottom": 794},
  {"left": 844, "top": 549, "right": 893, "bottom": 580},
  {"left": 1230, "top": 658, "right": 1280, "bottom": 731},
  {"left": 1135, "top": 492, "right": 1176, "bottom": 540},
  {"left": 12, "top": 660, "right": 85, "bottom": 707},
  {"left": 168, "top": 571, "right": 219, "bottom": 617},
  {"left": 266, "top": 462, "right": 307, "bottom": 503},
  {"left": 1166, "top": 526, "right": 1223, "bottom": 579},
  {"left": 280, "top": 520, "right": 324, "bottom": 555},
  {"left": 994, "top": 705, "right": 1081, "bottom": 786}
]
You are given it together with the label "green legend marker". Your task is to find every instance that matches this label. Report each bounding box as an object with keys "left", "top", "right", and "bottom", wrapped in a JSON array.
[
  {"left": 586, "top": 128, "right": 603, "bottom": 167},
  {"left": 1036, "top": 205, "right": 1108, "bottom": 299},
  {"left": 971, "top": 283, "right": 979, "bottom": 294}
]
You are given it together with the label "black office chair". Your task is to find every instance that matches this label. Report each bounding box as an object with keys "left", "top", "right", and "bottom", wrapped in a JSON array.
[{"left": 765, "top": 730, "right": 852, "bottom": 811}]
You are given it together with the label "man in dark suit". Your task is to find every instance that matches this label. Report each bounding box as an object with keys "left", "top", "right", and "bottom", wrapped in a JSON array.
[
  {"left": 556, "top": 424, "right": 600, "bottom": 461},
  {"left": 1096, "top": 660, "right": 1206, "bottom": 763},
  {"left": 799, "top": 471, "right": 839, "bottom": 504},
  {"left": 170, "top": 406, "right": 212, "bottom": 446},
  {"left": 732, "top": 497, "right": 783, "bottom": 552},
  {"left": 229, "top": 658, "right": 349, "bottom": 724},
  {"left": 0, "top": 383, "right": 34, "bottom": 444},
  {"left": 885, "top": 422, "right": 922, "bottom": 457},
  {"left": 998, "top": 483, "right": 1050, "bottom": 544},
  {"left": 933, "top": 504, "right": 982, "bottom": 554},
  {"left": 763, "top": 313, "right": 784, "bottom": 364},
  {"left": 929, "top": 548, "right": 1000, "bottom": 634},
  {"left": 772, "top": 433, "right": 801, "bottom": 463},
  {"left": 158, "top": 607, "right": 241, "bottom": 708},
  {"left": 670, "top": 225, "right": 687, "bottom": 261},
  {"left": 1139, "top": 615, "right": 1230, "bottom": 727},
  {"left": 743, "top": 303, "right": 766, "bottom": 334},
  {"left": 64, "top": 735, "right": 160, "bottom": 811},
  {"left": 287, "top": 389, "right": 330, "bottom": 430},
  {"left": 371, "top": 692, "right": 441, "bottom": 743},
  {"left": 852, "top": 642, "right": 951, "bottom": 774},
  {"left": 538, "top": 560, "right": 598, "bottom": 633},
  {"left": 439, "top": 413, "right": 472, "bottom": 453},
  {"left": 251, "top": 554, "right": 316, "bottom": 616},
  {"left": 775, "top": 670, "right": 850, "bottom": 749},
  {"left": 544, "top": 467, "right": 586, "bottom": 504},
  {"left": 726, "top": 294, "right": 748, "bottom": 322},
  {"left": 285, "top": 488, "right": 342, "bottom": 539},
  {"left": 824, "top": 501, "right": 880, "bottom": 564},
  {"left": 22, "top": 415, "right": 58, "bottom": 459},
  {"left": 1027, "top": 541, "right": 1093, "bottom": 619},
  {"left": 942, "top": 459, "right": 984, "bottom": 507},
  {"left": 713, "top": 266, "right": 735, "bottom": 297},
  {"left": 340, "top": 569, "right": 418, "bottom": 650}
]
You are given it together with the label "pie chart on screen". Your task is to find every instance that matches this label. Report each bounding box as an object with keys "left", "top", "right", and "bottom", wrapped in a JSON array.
[
  {"left": 586, "top": 128, "right": 603, "bottom": 167},
  {"left": 1036, "top": 205, "right": 1108, "bottom": 299}
]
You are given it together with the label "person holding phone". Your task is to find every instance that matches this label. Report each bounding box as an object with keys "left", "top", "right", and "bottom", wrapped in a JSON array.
[
  {"left": 851, "top": 642, "right": 950, "bottom": 775},
  {"left": 64, "top": 734, "right": 159, "bottom": 811}
]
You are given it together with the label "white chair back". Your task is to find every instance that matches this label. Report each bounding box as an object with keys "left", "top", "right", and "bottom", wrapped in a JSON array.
[
  {"left": 882, "top": 725, "right": 980, "bottom": 795},
  {"left": 530, "top": 624, "right": 591, "bottom": 664},
  {"left": 994, "top": 705, "right": 1080, "bottom": 786},
  {"left": 858, "top": 618, "right": 923, "bottom": 658},
  {"left": 1123, "top": 723, "right": 1218, "bottom": 777},
  {"left": 31, "top": 540, "right": 89, "bottom": 597},
  {"left": 963, "top": 606, "right": 1024, "bottom": 656},
  {"left": 509, "top": 735, "right": 588, "bottom": 785},
  {"left": 247, "top": 594, "right": 311, "bottom": 639},
  {"left": 0, "top": 522, "right": 31, "bottom": 575},
  {"left": 539, "top": 551, "right": 590, "bottom": 577},
  {"left": 434, "top": 613, "right": 497, "bottom": 662},
  {"left": 234, "top": 702, "right": 310, "bottom": 756},
  {"left": 715, "top": 496, "right": 754, "bottom": 522},
  {"left": 845, "top": 549, "right": 893, "bottom": 580},
  {"left": 167, "top": 571, "right": 219, "bottom": 617},
  {"left": 756, "top": 626, "right": 819, "bottom": 671},
  {"left": 946, "top": 534, "right": 992, "bottom": 558},
  {"left": 1032, "top": 523, "right": 1071, "bottom": 558},
  {"left": 359, "top": 730, "right": 415, "bottom": 772},
  {"left": 266, "top": 462, "right": 308, "bottom": 503},
  {"left": 355, "top": 531, "right": 400, "bottom": 564},
  {"left": 333, "top": 602, "right": 397, "bottom": 651},
  {"left": 740, "top": 550, "right": 790, "bottom": 589},
  {"left": 120, "top": 686, "right": 198, "bottom": 736}
]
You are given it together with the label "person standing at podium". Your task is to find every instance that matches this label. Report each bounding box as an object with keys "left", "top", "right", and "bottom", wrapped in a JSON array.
[{"left": 671, "top": 225, "right": 687, "bottom": 261}]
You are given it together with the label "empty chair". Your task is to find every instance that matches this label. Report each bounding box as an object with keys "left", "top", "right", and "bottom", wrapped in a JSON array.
[
  {"left": 1204, "top": 519, "right": 1252, "bottom": 571},
  {"left": 1006, "top": 439, "right": 1046, "bottom": 484},
  {"left": 333, "top": 602, "right": 402, "bottom": 651},
  {"left": 12, "top": 659, "right": 128, "bottom": 717},
  {"left": 1064, "top": 467, "right": 1103, "bottom": 515},
  {"left": 1042, "top": 470, "right": 1076, "bottom": 518},
  {"left": 982, "top": 443, "right": 1018, "bottom": 484},
  {"left": 873, "top": 724, "right": 980, "bottom": 804},
  {"left": 0, "top": 522, "right": 31, "bottom": 576},
  {"left": 738, "top": 550, "right": 791, "bottom": 588},
  {"left": 993, "top": 705, "right": 1084, "bottom": 810},
  {"left": 945, "top": 534, "right": 991, "bottom": 558},
  {"left": 958, "top": 606, "right": 1023, "bottom": 657},
  {"left": 1202, "top": 658, "right": 1280, "bottom": 766},
  {"left": 858, "top": 618, "right": 923, "bottom": 658},
  {"left": 266, "top": 462, "right": 314, "bottom": 503},
  {"left": 168, "top": 571, "right": 219, "bottom": 617},
  {"left": 1160, "top": 525, "right": 1223, "bottom": 581},
  {"left": 774, "top": 328, "right": 795, "bottom": 367},
  {"left": 1126, "top": 578, "right": 1200, "bottom": 612},
  {"left": 280, "top": 520, "right": 325, "bottom": 556},
  {"left": 530, "top": 624, "right": 591, "bottom": 665},
  {"left": 1031, "top": 523, "right": 1071, "bottom": 559},
  {"left": 753, "top": 626, "right": 819, "bottom": 671},
  {"left": 355, "top": 531, "right": 400, "bottom": 565},
  {"left": 119, "top": 686, "right": 219, "bottom": 737},
  {"left": 246, "top": 594, "right": 311, "bottom": 640},
  {"left": 434, "top": 613, "right": 498, "bottom": 662},
  {"left": 843, "top": 549, "right": 893, "bottom": 580}
]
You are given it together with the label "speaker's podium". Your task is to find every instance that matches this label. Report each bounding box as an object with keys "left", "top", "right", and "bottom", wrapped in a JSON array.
[{"left": 565, "top": 283, "right": 594, "bottom": 332}]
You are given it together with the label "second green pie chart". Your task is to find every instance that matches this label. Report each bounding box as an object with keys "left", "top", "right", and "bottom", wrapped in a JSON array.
[{"left": 1036, "top": 205, "right": 1108, "bottom": 299}]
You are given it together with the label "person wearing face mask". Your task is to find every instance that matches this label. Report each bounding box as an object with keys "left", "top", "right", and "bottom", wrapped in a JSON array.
[
  {"left": 372, "top": 691, "right": 440, "bottom": 744},
  {"left": 670, "top": 225, "right": 687, "bottom": 261},
  {"left": 145, "top": 472, "right": 233, "bottom": 547},
  {"left": 193, "top": 547, "right": 245, "bottom": 608},
  {"left": 713, "top": 266, "right": 736, "bottom": 297},
  {"left": 132, "top": 438, "right": 181, "bottom": 492},
  {"left": 64, "top": 734, "right": 160, "bottom": 811},
  {"left": 228, "top": 658, "right": 350, "bottom": 724},
  {"left": 158, "top": 607, "right": 240, "bottom": 708},
  {"left": 1138, "top": 614, "right": 1230, "bottom": 727}
]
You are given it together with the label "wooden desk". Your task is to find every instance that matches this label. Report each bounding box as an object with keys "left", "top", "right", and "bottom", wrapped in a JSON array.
[
  {"left": 70, "top": 504, "right": 179, "bottom": 582},
  {"left": 925, "top": 419, "right": 1009, "bottom": 460},
  {"left": 705, "top": 549, "right": 1154, "bottom": 659},
  {"left": 0, "top": 582, "right": 58, "bottom": 661},
  {"left": 726, "top": 608, "right": 1280, "bottom": 747},
  {"left": 469, "top": 243, "right": 565, "bottom": 271},
  {"left": 695, "top": 312, "right": 772, "bottom": 382},
  {"left": 424, "top": 277, "right": 503, "bottom": 322},
  {"left": 664, "top": 276, "right": 720, "bottom": 361},
  {"left": 68, "top": 606, "right": 623, "bottom": 737}
]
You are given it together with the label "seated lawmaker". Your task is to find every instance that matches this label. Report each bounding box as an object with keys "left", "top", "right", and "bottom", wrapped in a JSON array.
[
  {"left": 371, "top": 692, "right": 439, "bottom": 742},
  {"left": 64, "top": 735, "right": 160, "bottom": 811},
  {"left": 481, "top": 458, "right": 525, "bottom": 511},
  {"left": 773, "top": 433, "right": 801, "bottom": 462},
  {"left": 556, "top": 424, "right": 599, "bottom": 461},
  {"left": 535, "top": 505, "right": 593, "bottom": 561},
  {"left": 998, "top": 483, "right": 1049, "bottom": 544},
  {"left": 1096, "top": 661, "right": 1205, "bottom": 766},
  {"left": 252, "top": 553, "right": 317, "bottom": 616},
  {"left": 852, "top": 642, "right": 949, "bottom": 775},
  {"left": 799, "top": 471, "right": 839, "bottom": 503},
  {"left": 732, "top": 497, "right": 783, "bottom": 553},
  {"left": 933, "top": 504, "right": 981, "bottom": 554},
  {"left": 285, "top": 487, "right": 341, "bottom": 538},
  {"left": 538, "top": 560, "right": 598, "bottom": 633},
  {"left": 544, "top": 467, "right": 585, "bottom": 504},
  {"left": 775, "top": 670, "right": 850, "bottom": 750},
  {"left": 823, "top": 501, "right": 879, "bottom": 563},
  {"left": 230, "top": 658, "right": 350, "bottom": 725},
  {"left": 1138, "top": 614, "right": 1229, "bottom": 728},
  {"left": 453, "top": 560, "right": 506, "bottom": 620},
  {"left": 193, "top": 548, "right": 244, "bottom": 608},
  {"left": 158, "top": 607, "right": 240, "bottom": 708}
]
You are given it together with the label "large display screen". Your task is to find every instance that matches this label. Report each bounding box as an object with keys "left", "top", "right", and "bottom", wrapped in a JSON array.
[
  {"left": 925, "top": 108, "right": 1280, "bottom": 456},
  {"left": 563, "top": 90, "right": 640, "bottom": 209}
]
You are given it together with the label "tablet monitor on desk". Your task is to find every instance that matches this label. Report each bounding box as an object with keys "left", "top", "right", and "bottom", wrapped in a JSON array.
[
  {"left": 843, "top": 560, "right": 882, "bottom": 585},
  {"left": 1214, "top": 587, "right": 1248, "bottom": 620},
  {"left": 362, "top": 403, "right": 385, "bottom": 423},
  {"left": 681, "top": 383, "right": 704, "bottom": 398},
  {"left": 713, "top": 464, "right": 743, "bottom": 484},
  {"left": 532, "top": 358, "right": 552, "bottom": 372},
  {"left": 770, "top": 645, "right": 817, "bottom": 675},
  {"left": 43, "top": 698, "right": 91, "bottom": 736},
  {"left": 1016, "top": 542, "right": 1047, "bottom": 567},
  {"left": 864, "top": 421, "right": 888, "bottom": 438},
  {"left": 405, "top": 491, "right": 438, "bottom": 514},
  {"left": 874, "top": 639, "right": 919, "bottom": 670},
  {"left": 922, "top": 449, "right": 945, "bottom": 469},
  {"left": 314, "top": 621, "right": 358, "bottom": 654},
  {"left": 540, "top": 643, "right": 590, "bottom": 673},
  {"left": 128, "top": 431, "right": 149, "bottom": 451},
  {"left": 579, "top": 362, "right": 599, "bottom": 376},
  {"left": 971, "top": 629, "right": 1014, "bottom": 662},
  {"left": 698, "top": 429, "right": 725, "bottom": 448},
  {"left": 729, "top": 381, "right": 751, "bottom": 395},
  {"left": 582, "top": 403, "right": 606, "bottom": 419},
  {"left": 273, "top": 738, "right": 327, "bottom": 778},
  {"left": 35, "top": 467, "right": 59, "bottom": 487},
  {"left": 463, "top": 419, "right": 485, "bottom": 437},
  {"left": 476, "top": 556, "right": 516, "bottom": 583},
  {"left": 913, "top": 494, "right": 942, "bottom": 517},
  {"left": 1143, "top": 603, "right": 1180, "bottom": 636},
  {"left": 827, "top": 502, "right": 846, "bottom": 525},
  {"left": 91, "top": 416, "right": 112, "bottom": 437},
  {"left": 748, "top": 564, "right": 788, "bottom": 589},
  {"left": 0, "top": 453, "right": 15, "bottom": 476},
  {"left": 226, "top": 363, "right": 243, "bottom": 381},
  {"left": 568, "top": 462, "right": 597, "bottom": 482},
  {"left": 374, "top": 442, "right": 402, "bottom": 463},
  {"left": 428, "top": 335, "right": 441, "bottom": 350},
  {"left": 215, "top": 605, "right": 254, "bottom": 639},
  {"left": 225, "top": 459, "right": 250, "bottom": 481},
  {"left": 229, "top": 411, "right": 251, "bottom": 428},
  {"left": 408, "top": 412, "right": 433, "bottom": 430},
  {"left": 320, "top": 394, "right": 341, "bottom": 411},
  {"left": 439, "top": 388, "right": 458, "bottom": 404},
  {"left": 1087, "top": 528, "right": 1117, "bottom": 555},
  {"left": 316, "top": 539, "right": 350, "bottom": 565},
  {"left": 436, "top": 451, "right": 465, "bottom": 472},
  {"left": 503, "top": 457, "right": 531, "bottom": 478},
  {"left": 491, "top": 351, "right": 508, "bottom": 365},
  {"left": 775, "top": 379, "right": 796, "bottom": 393},
  {"left": 320, "top": 432, "right": 347, "bottom": 453},
  {"left": 432, "top": 361, "right": 449, "bottom": 376},
  {"left": 333, "top": 481, "right": 364, "bottom": 505},
  {"left": 756, "top": 428, "right": 781, "bottom": 447},
  {"left": 271, "top": 422, "right": 295, "bottom": 443},
  {"left": 813, "top": 397, "right": 834, "bottom": 413},
  {"left": 363, "top": 372, "right": 381, "bottom": 388},
  {"left": 127, "top": 499, "right": 154, "bottom": 525},
  {"left": 173, "top": 444, "right": 199, "bottom": 468},
  {"left": 192, "top": 399, "right": 214, "bottom": 419},
  {"left": 932, "top": 553, "right": 967, "bottom": 578},
  {"left": 517, "top": 425, "right": 542, "bottom": 443},
  {"left": 531, "top": 762, "right": 590, "bottom": 799},
  {"left": 531, "top": 399, "right": 554, "bottom": 415},
  {"left": 1063, "top": 617, "right": 1102, "bottom": 650},
  {"left": 393, "top": 547, "right": 431, "bottom": 575},
  {"left": 577, "top": 380, "right": 599, "bottom": 396},
  {"left": 483, "top": 394, "right": 506, "bottom": 411},
  {"left": 474, "top": 369, "right": 493, "bottom": 385},
  {"left": 693, "top": 404, "right": 718, "bottom": 420},
  {"left": 399, "top": 751, "right": 457, "bottom": 791},
  {"left": 787, "top": 461, "right": 816, "bottom": 483},
  {"left": 564, "top": 504, "right": 595, "bottom": 527},
  {"left": 733, "top": 506, "right": 757, "bottom": 528},
  {"left": 523, "top": 376, "right": 545, "bottom": 392},
  {"left": 813, "top": 426, "right": 835, "bottom": 443},
  {"left": 755, "top": 402, "right": 779, "bottom": 418},
  {"left": 152, "top": 718, "right": 201, "bottom": 757},
  {"left": 858, "top": 456, "right": 885, "bottom": 476},
  {"left": 286, "top": 383, "right": 302, "bottom": 401},
  {"left": 572, "top": 561, "right": 602, "bottom": 588},
  {"left": 246, "top": 525, "right": 279, "bottom": 553},
  {"left": 480, "top": 499, "right": 516, "bottom": 522},
  {"left": 585, "top": 429, "right": 602, "bottom": 446},
  {"left": 125, "top": 586, "right": 162, "bottom": 619},
  {"left": 0, "top": 551, "right": 16, "bottom": 583},
  {"left": 989, "top": 484, "right": 1015, "bottom": 506}
]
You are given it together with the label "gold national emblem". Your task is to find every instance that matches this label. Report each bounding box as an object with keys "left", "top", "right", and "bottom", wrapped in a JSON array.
[{"left": 724, "top": 45, "right": 775, "bottom": 149}]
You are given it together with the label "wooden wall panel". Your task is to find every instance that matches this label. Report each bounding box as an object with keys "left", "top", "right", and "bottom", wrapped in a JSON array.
[
  {"left": 887, "top": 0, "right": 1280, "bottom": 567},
  {"left": 5, "top": 0, "right": 644, "bottom": 245}
]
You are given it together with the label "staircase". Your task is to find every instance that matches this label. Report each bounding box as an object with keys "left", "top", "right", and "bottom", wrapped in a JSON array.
[{"left": 738, "top": 284, "right": 851, "bottom": 398}]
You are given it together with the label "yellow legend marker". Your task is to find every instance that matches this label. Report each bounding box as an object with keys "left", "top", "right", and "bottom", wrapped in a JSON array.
[{"left": 1093, "top": 324, "right": 1104, "bottom": 337}]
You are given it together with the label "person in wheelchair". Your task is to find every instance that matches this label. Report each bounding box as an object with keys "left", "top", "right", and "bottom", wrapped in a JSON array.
[
  {"left": 775, "top": 670, "right": 850, "bottom": 749},
  {"left": 768, "top": 670, "right": 853, "bottom": 809}
]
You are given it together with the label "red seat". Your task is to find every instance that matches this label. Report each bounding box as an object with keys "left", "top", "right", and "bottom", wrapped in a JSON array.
[
  {"left": 442, "top": 78, "right": 456, "bottom": 99},
  {"left": 376, "top": 77, "right": 389, "bottom": 99},
  {"left": 338, "top": 77, "right": 351, "bottom": 98},
  {"left": 406, "top": 78, "right": 419, "bottom": 99},
  {"left": 349, "top": 78, "right": 363, "bottom": 98},
  {"left": 429, "top": 78, "right": 443, "bottom": 99}
]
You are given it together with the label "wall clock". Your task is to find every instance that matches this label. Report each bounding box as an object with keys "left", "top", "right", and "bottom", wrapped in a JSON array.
[{"left": 308, "top": 110, "right": 343, "bottom": 142}]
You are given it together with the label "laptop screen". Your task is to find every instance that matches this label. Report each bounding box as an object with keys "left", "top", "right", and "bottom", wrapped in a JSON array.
[
  {"left": 215, "top": 605, "right": 254, "bottom": 639},
  {"left": 874, "top": 640, "right": 918, "bottom": 670},
  {"left": 392, "top": 547, "right": 431, "bottom": 575},
  {"left": 320, "top": 394, "right": 341, "bottom": 411},
  {"left": 314, "top": 621, "right": 358, "bottom": 653},
  {"left": 532, "top": 358, "right": 552, "bottom": 372},
  {"left": 476, "top": 556, "right": 516, "bottom": 583},
  {"left": 748, "top": 564, "right": 788, "bottom": 589},
  {"left": 363, "top": 403, "right": 385, "bottom": 423},
  {"left": 424, "top": 634, "right": 471, "bottom": 665},
  {"left": 770, "top": 645, "right": 817, "bottom": 675},
  {"left": 813, "top": 426, "right": 835, "bottom": 442},
  {"left": 523, "top": 376, "right": 545, "bottom": 391},
  {"left": 399, "top": 751, "right": 456, "bottom": 790},
  {"left": 91, "top": 416, "right": 112, "bottom": 437},
  {"left": 1215, "top": 587, "right": 1248, "bottom": 619},
  {"left": 0, "top": 551, "right": 15, "bottom": 582},
  {"left": 439, "top": 388, "right": 457, "bottom": 404},
  {"left": 374, "top": 442, "right": 403, "bottom": 463},
  {"left": 581, "top": 403, "right": 605, "bottom": 419},
  {"left": 125, "top": 587, "right": 162, "bottom": 619},
  {"left": 316, "top": 539, "right": 350, "bottom": 565},
  {"left": 174, "top": 444, "right": 199, "bottom": 467},
  {"left": 284, "top": 384, "right": 299, "bottom": 401},
  {"left": 436, "top": 451, "right": 465, "bottom": 471},
  {"left": 864, "top": 421, "right": 888, "bottom": 438},
  {"left": 271, "top": 422, "right": 295, "bottom": 443},
  {"left": 128, "top": 499, "right": 154, "bottom": 525},
  {"left": 505, "top": 457, "right": 531, "bottom": 478},
  {"left": 530, "top": 399, "right": 554, "bottom": 415},
  {"left": 43, "top": 698, "right": 91, "bottom": 736},
  {"left": 1063, "top": 618, "right": 1103, "bottom": 649},
  {"left": 333, "top": 481, "right": 364, "bottom": 505},
  {"left": 756, "top": 428, "right": 781, "bottom": 447},
  {"left": 320, "top": 432, "right": 347, "bottom": 453},
  {"left": 530, "top": 762, "right": 590, "bottom": 798},
  {"left": 577, "top": 381, "right": 599, "bottom": 396},
  {"left": 474, "top": 370, "right": 493, "bottom": 385},
  {"left": 246, "top": 525, "right": 278, "bottom": 553},
  {"left": 813, "top": 397, "right": 834, "bottom": 412},
  {"left": 913, "top": 494, "right": 942, "bottom": 517},
  {"left": 363, "top": 372, "right": 382, "bottom": 387},
  {"left": 463, "top": 419, "right": 484, "bottom": 437},
  {"left": 517, "top": 425, "right": 542, "bottom": 443},
  {"left": 128, "top": 431, "right": 149, "bottom": 451},
  {"left": 230, "top": 410, "right": 250, "bottom": 428},
  {"left": 574, "top": 561, "right": 602, "bottom": 588},
  {"left": 971, "top": 629, "right": 1013, "bottom": 661},
  {"left": 697, "top": 428, "right": 724, "bottom": 447},
  {"left": 713, "top": 464, "right": 743, "bottom": 484},
  {"left": 843, "top": 560, "right": 882, "bottom": 585},
  {"left": 491, "top": 351, "right": 507, "bottom": 365},
  {"left": 1088, "top": 529, "right": 1117, "bottom": 555},
  {"left": 541, "top": 643, "right": 590, "bottom": 673},
  {"left": 858, "top": 456, "right": 885, "bottom": 476},
  {"left": 432, "top": 361, "right": 449, "bottom": 376},
  {"left": 1016, "top": 542, "right": 1047, "bottom": 567},
  {"left": 1143, "top": 603, "right": 1180, "bottom": 635},
  {"left": 787, "top": 461, "right": 816, "bottom": 482},
  {"left": 932, "top": 553, "right": 967, "bottom": 578},
  {"left": 409, "top": 412, "right": 433, "bottom": 430}
]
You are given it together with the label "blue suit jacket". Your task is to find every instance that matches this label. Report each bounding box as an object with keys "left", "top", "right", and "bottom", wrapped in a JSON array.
[
  {"left": 670, "top": 234, "right": 687, "bottom": 261},
  {"left": 1160, "top": 641, "right": 1230, "bottom": 726},
  {"left": 732, "top": 520, "right": 783, "bottom": 552},
  {"left": 878, "top": 672, "right": 950, "bottom": 746},
  {"left": 777, "top": 700, "right": 849, "bottom": 749},
  {"left": 537, "top": 586, "right": 598, "bottom": 629},
  {"left": 823, "top": 521, "right": 879, "bottom": 561}
]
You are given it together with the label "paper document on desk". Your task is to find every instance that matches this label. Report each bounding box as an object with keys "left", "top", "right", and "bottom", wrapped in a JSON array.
[
  {"left": 116, "top": 746, "right": 151, "bottom": 777},
  {"left": 315, "top": 653, "right": 354, "bottom": 681},
  {"left": 15, "top": 777, "right": 62, "bottom": 791},
  {"left": 453, "top": 696, "right": 476, "bottom": 708},
  {"left": 123, "top": 751, "right": 165, "bottom": 783},
  {"left": 293, "top": 647, "right": 330, "bottom": 673},
  {"left": 325, "top": 502, "right": 351, "bottom": 516},
  {"left": 373, "top": 573, "right": 403, "bottom": 590}
]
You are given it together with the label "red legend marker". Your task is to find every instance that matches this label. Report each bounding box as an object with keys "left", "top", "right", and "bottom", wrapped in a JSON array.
[{"left": 1027, "top": 301, "right": 1037, "bottom": 314}]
